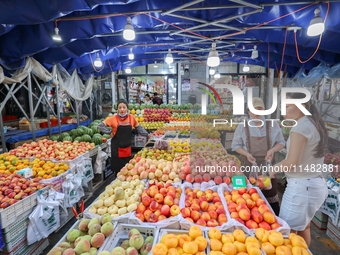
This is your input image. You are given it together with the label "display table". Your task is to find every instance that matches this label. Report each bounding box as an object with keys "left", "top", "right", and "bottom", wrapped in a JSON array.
[{"left": 5, "top": 119, "right": 92, "bottom": 145}]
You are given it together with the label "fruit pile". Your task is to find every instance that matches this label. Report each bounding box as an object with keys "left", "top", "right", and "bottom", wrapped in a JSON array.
[
  {"left": 152, "top": 226, "right": 207, "bottom": 255},
  {"left": 224, "top": 188, "right": 281, "bottom": 230},
  {"left": 0, "top": 174, "right": 45, "bottom": 209},
  {"left": 47, "top": 214, "right": 114, "bottom": 255},
  {"left": 168, "top": 139, "right": 190, "bottom": 152},
  {"left": 98, "top": 228, "right": 154, "bottom": 255},
  {"left": 255, "top": 228, "right": 311, "bottom": 255},
  {"left": 208, "top": 228, "right": 262, "bottom": 255},
  {"left": 117, "top": 157, "right": 181, "bottom": 184},
  {"left": 181, "top": 187, "right": 228, "bottom": 227},
  {"left": 135, "top": 182, "right": 182, "bottom": 223},
  {"left": 136, "top": 148, "right": 176, "bottom": 161},
  {"left": 9, "top": 140, "right": 95, "bottom": 161},
  {"left": 88, "top": 179, "right": 144, "bottom": 218}
]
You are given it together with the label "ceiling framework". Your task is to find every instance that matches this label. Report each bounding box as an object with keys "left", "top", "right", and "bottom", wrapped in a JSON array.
[{"left": 0, "top": 0, "right": 339, "bottom": 78}]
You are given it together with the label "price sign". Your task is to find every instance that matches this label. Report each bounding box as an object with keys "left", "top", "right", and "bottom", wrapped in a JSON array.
[{"left": 232, "top": 175, "right": 247, "bottom": 189}]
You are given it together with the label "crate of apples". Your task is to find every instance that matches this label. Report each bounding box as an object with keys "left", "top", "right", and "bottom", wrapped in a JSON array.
[
  {"left": 131, "top": 182, "right": 182, "bottom": 227},
  {"left": 223, "top": 187, "right": 289, "bottom": 234},
  {"left": 180, "top": 186, "right": 230, "bottom": 230}
]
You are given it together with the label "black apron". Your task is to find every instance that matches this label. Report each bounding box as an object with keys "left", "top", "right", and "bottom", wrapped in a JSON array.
[
  {"left": 239, "top": 120, "right": 278, "bottom": 199},
  {"left": 111, "top": 115, "right": 133, "bottom": 176}
]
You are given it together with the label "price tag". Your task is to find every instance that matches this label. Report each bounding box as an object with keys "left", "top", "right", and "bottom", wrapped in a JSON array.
[{"left": 232, "top": 175, "right": 247, "bottom": 189}]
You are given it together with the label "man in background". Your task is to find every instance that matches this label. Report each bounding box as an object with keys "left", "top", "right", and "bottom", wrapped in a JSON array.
[{"left": 152, "top": 92, "right": 163, "bottom": 105}]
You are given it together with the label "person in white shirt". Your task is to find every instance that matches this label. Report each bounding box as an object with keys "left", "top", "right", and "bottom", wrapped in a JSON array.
[
  {"left": 232, "top": 97, "right": 285, "bottom": 215},
  {"left": 144, "top": 94, "right": 153, "bottom": 105},
  {"left": 270, "top": 92, "right": 328, "bottom": 247}
]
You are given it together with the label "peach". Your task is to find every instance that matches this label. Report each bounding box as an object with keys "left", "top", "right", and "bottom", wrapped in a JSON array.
[
  {"left": 258, "top": 222, "right": 271, "bottom": 231},
  {"left": 185, "top": 217, "right": 194, "bottom": 223},
  {"left": 236, "top": 203, "right": 248, "bottom": 212},
  {"left": 233, "top": 229, "right": 246, "bottom": 243},
  {"left": 247, "top": 188, "right": 257, "bottom": 195},
  {"left": 178, "top": 234, "right": 191, "bottom": 248},
  {"left": 261, "top": 242, "right": 275, "bottom": 255},
  {"left": 167, "top": 248, "right": 179, "bottom": 255},
  {"left": 208, "top": 204, "right": 217, "bottom": 211},
  {"left": 158, "top": 215, "right": 166, "bottom": 221},
  {"left": 235, "top": 218, "right": 245, "bottom": 225},
  {"left": 239, "top": 209, "right": 251, "bottom": 221},
  {"left": 185, "top": 201, "right": 192, "bottom": 207},
  {"left": 275, "top": 245, "right": 291, "bottom": 255},
  {"left": 207, "top": 219, "right": 219, "bottom": 227},
  {"left": 271, "top": 222, "right": 281, "bottom": 230},
  {"left": 238, "top": 188, "right": 247, "bottom": 195},
  {"left": 200, "top": 201, "right": 209, "bottom": 211},
  {"left": 242, "top": 193, "right": 251, "bottom": 200},
  {"left": 268, "top": 232, "right": 284, "bottom": 247},
  {"left": 222, "top": 242, "right": 237, "bottom": 255},
  {"left": 231, "top": 190, "right": 239, "bottom": 195},
  {"left": 192, "top": 198, "right": 200, "bottom": 205},
  {"left": 149, "top": 201, "right": 159, "bottom": 212},
  {"left": 218, "top": 214, "right": 228, "bottom": 224},
  {"left": 194, "top": 175, "right": 203, "bottom": 183},
  {"left": 228, "top": 202, "right": 237, "bottom": 212},
  {"left": 190, "top": 210, "right": 200, "bottom": 221},
  {"left": 190, "top": 203, "right": 200, "bottom": 212},
  {"left": 263, "top": 211, "right": 276, "bottom": 224},
  {"left": 212, "top": 196, "right": 221, "bottom": 203},
  {"left": 195, "top": 236, "right": 208, "bottom": 252},
  {"left": 201, "top": 212, "right": 211, "bottom": 222},
  {"left": 246, "top": 199, "right": 256, "bottom": 209},
  {"left": 251, "top": 206, "right": 259, "bottom": 213},
  {"left": 251, "top": 193, "right": 260, "bottom": 202},
  {"left": 232, "top": 194, "right": 241, "bottom": 202},
  {"left": 181, "top": 208, "right": 191, "bottom": 218},
  {"left": 154, "top": 194, "right": 164, "bottom": 204},
  {"left": 230, "top": 212, "right": 239, "bottom": 219},
  {"left": 205, "top": 193, "right": 213, "bottom": 202},
  {"left": 251, "top": 210, "right": 263, "bottom": 224},
  {"left": 258, "top": 204, "right": 271, "bottom": 214},
  {"left": 203, "top": 173, "right": 211, "bottom": 182},
  {"left": 234, "top": 241, "right": 247, "bottom": 253},
  {"left": 214, "top": 176, "right": 222, "bottom": 185},
  {"left": 196, "top": 190, "right": 204, "bottom": 198},
  {"left": 236, "top": 197, "right": 247, "bottom": 205},
  {"left": 183, "top": 242, "right": 198, "bottom": 254},
  {"left": 186, "top": 174, "right": 194, "bottom": 183},
  {"left": 216, "top": 207, "right": 226, "bottom": 215},
  {"left": 196, "top": 219, "right": 207, "bottom": 226},
  {"left": 255, "top": 199, "right": 266, "bottom": 207},
  {"left": 224, "top": 194, "right": 232, "bottom": 202},
  {"left": 246, "top": 220, "right": 259, "bottom": 229},
  {"left": 223, "top": 176, "right": 231, "bottom": 184},
  {"left": 209, "top": 210, "right": 218, "bottom": 220},
  {"left": 210, "top": 239, "right": 223, "bottom": 251},
  {"left": 208, "top": 228, "right": 222, "bottom": 240},
  {"left": 189, "top": 226, "right": 202, "bottom": 240}
]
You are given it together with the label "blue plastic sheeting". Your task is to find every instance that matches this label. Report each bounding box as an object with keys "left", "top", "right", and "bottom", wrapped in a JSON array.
[
  {"left": 0, "top": 1, "right": 340, "bottom": 77},
  {"left": 5, "top": 120, "right": 92, "bottom": 144}
]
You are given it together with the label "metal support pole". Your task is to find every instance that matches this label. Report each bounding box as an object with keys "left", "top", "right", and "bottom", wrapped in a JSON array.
[
  {"left": 177, "top": 63, "right": 182, "bottom": 105},
  {"left": 90, "top": 93, "right": 94, "bottom": 121},
  {"left": 27, "top": 74, "right": 36, "bottom": 141},
  {"left": 76, "top": 100, "right": 80, "bottom": 127},
  {"left": 275, "top": 71, "right": 283, "bottom": 120},
  {"left": 56, "top": 84, "right": 61, "bottom": 134},
  {"left": 46, "top": 85, "right": 52, "bottom": 136},
  {"left": 0, "top": 112, "right": 7, "bottom": 153},
  {"left": 112, "top": 72, "right": 116, "bottom": 105}
]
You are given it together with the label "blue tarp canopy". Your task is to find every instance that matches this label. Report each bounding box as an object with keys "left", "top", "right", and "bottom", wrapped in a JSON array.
[{"left": 0, "top": 0, "right": 340, "bottom": 78}]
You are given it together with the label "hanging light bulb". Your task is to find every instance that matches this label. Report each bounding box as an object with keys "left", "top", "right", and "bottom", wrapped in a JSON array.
[
  {"left": 207, "top": 41, "right": 220, "bottom": 67},
  {"left": 209, "top": 67, "right": 215, "bottom": 75},
  {"left": 128, "top": 48, "right": 134, "bottom": 60},
  {"left": 94, "top": 53, "right": 103, "bottom": 68},
  {"left": 214, "top": 70, "right": 221, "bottom": 79},
  {"left": 154, "top": 61, "right": 158, "bottom": 68},
  {"left": 123, "top": 17, "right": 135, "bottom": 41},
  {"left": 125, "top": 66, "right": 132, "bottom": 74},
  {"left": 243, "top": 61, "right": 250, "bottom": 72},
  {"left": 251, "top": 46, "right": 258, "bottom": 59},
  {"left": 52, "top": 27, "right": 62, "bottom": 41},
  {"left": 307, "top": 8, "right": 325, "bottom": 36},
  {"left": 165, "top": 49, "right": 174, "bottom": 64}
]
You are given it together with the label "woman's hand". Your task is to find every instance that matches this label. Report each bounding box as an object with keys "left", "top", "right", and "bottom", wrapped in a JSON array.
[
  {"left": 246, "top": 153, "right": 256, "bottom": 163},
  {"left": 265, "top": 149, "right": 274, "bottom": 162}
]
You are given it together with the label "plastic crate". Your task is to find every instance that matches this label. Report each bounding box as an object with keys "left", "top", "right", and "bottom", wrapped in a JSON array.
[
  {"left": 312, "top": 210, "right": 329, "bottom": 230},
  {"left": 2, "top": 218, "right": 29, "bottom": 244},
  {"left": 326, "top": 220, "right": 340, "bottom": 248},
  {"left": 98, "top": 223, "right": 159, "bottom": 254},
  {"left": 25, "top": 238, "right": 49, "bottom": 255},
  {"left": 1, "top": 228, "right": 28, "bottom": 252},
  {"left": 2, "top": 209, "right": 33, "bottom": 233},
  {"left": 0, "top": 193, "right": 38, "bottom": 229}
]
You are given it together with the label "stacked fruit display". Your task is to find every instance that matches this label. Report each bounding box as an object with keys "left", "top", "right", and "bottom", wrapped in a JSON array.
[
  {"left": 48, "top": 214, "right": 114, "bottom": 255},
  {"left": 88, "top": 179, "right": 145, "bottom": 218},
  {"left": 117, "top": 156, "right": 181, "bottom": 184},
  {"left": 9, "top": 139, "right": 95, "bottom": 161},
  {"left": 167, "top": 139, "right": 190, "bottom": 152},
  {"left": 139, "top": 121, "right": 165, "bottom": 130},
  {"left": 255, "top": 228, "right": 311, "bottom": 255},
  {"left": 49, "top": 120, "right": 110, "bottom": 145},
  {"left": 134, "top": 182, "right": 182, "bottom": 223},
  {"left": 98, "top": 228, "right": 154, "bottom": 255},
  {"left": 208, "top": 228, "right": 262, "bottom": 255},
  {"left": 181, "top": 187, "right": 228, "bottom": 227},
  {"left": 0, "top": 174, "right": 45, "bottom": 209},
  {"left": 152, "top": 226, "right": 207, "bottom": 255},
  {"left": 224, "top": 188, "right": 281, "bottom": 230}
]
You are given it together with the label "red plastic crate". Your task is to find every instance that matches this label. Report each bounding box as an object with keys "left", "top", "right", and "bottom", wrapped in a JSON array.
[
  {"left": 39, "top": 119, "right": 58, "bottom": 128},
  {"left": 61, "top": 116, "right": 72, "bottom": 124}
]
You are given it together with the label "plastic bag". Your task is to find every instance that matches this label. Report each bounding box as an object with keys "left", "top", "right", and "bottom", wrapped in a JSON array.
[
  {"left": 106, "top": 139, "right": 111, "bottom": 156},
  {"left": 94, "top": 147, "right": 109, "bottom": 174},
  {"left": 77, "top": 157, "right": 94, "bottom": 184},
  {"left": 62, "top": 174, "right": 84, "bottom": 207},
  {"left": 27, "top": 194, "right": 61, "bottom": 245},
  {"left": 48, "top": 188, "right": 67, "bottom": 214}
]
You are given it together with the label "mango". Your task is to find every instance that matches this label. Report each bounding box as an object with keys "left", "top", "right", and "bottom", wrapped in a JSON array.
[
  {"left": 89, "top": 247, "right": 97, "bottom": 255},
  {"left": 210, "top": 239, "right": 222, "bottom": 251},
  {"left": 221, "top": 242, "right": 237, "bottom": 255},
  {"left": 232, "top": 229, "right": 246, "bottom": 243},
  {"left": 101, "top": 222, "right": 114, "bottom": 237},
  {"left": 74, "top": 239, "right": 91, "bottom": 255},
  {"left": 292, "top": 246, "right": 311, "bottom": 255},
  {"left": 80, "top": 253, "right": 90, "bottom": 255},
  {"left": 67, "top": 229, "right": 81, "bottom": 243},
  {"left": 91, "top": 233, "right": 105, "bottom": 248},
  {"left": 268, "top": 231, "right": 284, "bottom": 247},
  {"left": 74, "top": 236, "right": 83, "bottom": 247},
  {"left": 140, "top": 242, "right": 152, "bottom": 255},
  {"left": 291, "top": 235, "right": 308, "bottom": 249},
  {"left": 111, "top": 247, "right": 126, "bottom": 255},
  {"left": 58, "top": 242, "right": 72, "bottom": 251},
  {"left": 82, "top": 235, "right": 92, "bottom": 243},
  {"left": 261, "top": 242, "right": 275, "bottom": 254},
  {"left": 126, "top": 247, "right": 138, "bottom": 255},
  {"left": 246, "top": 243, "right": 261, "bottom": 255},
  {"left": 88, "top": 218, "right": 100, "bottom": 229},
  {"left": 145, "top": 236, "right": 154, "bottom": 244},
  {"left": 101, "top": 213, "right": 112, "bottom": 224},
  {"left": 89, "top": 224, "right": 101, "bottom": 236},
  {"left": 121, "top": 240, "right": 130, "bottom": 249},
  {"left": 128, "top": 228, "right": 140, "bottom": 238},
  {"left": 233, "top": 241, "right": 246, "bottom": 253},
  {"left": 63, "top": 248, "right": 76, "bottom": 255},
  {"left": 79, "top": 219, "right": 91, "bottom": 232},
  {"left": 276, "top": 245, "right": 292, "bottom": 255},
  {"left": 255, "top": 228, "right": 269, "bottom": 242},
  {"left": 129, "top": 233, "right": 145, "bottom": 249},
  {"left": 47, "top": 247, "right": 63, "bottom": 255}
]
